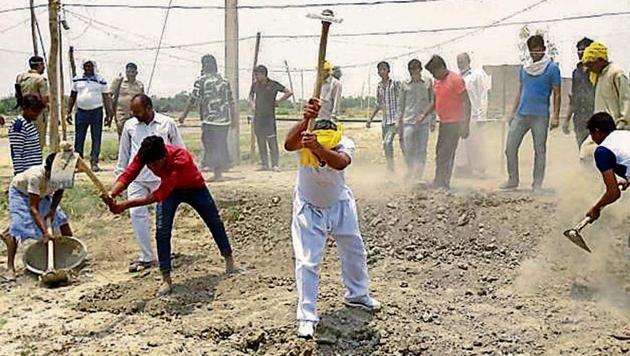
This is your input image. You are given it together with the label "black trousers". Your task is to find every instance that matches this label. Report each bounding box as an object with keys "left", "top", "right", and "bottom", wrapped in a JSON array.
[{"left": 434, "top": 122, "right": 462, "bottom": 188}]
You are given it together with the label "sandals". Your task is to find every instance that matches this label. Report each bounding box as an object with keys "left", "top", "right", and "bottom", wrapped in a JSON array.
[{"left": 128, "top": 260, "right": 155, "bottom": 273}]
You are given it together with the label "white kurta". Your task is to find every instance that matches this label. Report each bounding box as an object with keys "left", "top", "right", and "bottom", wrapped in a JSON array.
[
  {"left": 291, "top": 137, "right": 371, "bottom": 322},
  {"left": 456, "top": 68, "right": 489, "bottom": 174}
]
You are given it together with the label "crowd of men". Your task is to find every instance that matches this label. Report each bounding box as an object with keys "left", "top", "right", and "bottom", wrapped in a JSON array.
[{"left": 3, "top": 33, "right": 630, "bottom": 339}]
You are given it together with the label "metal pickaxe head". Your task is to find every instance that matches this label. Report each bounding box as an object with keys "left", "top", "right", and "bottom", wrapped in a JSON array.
[
  {"left": 562, "top": 216, "right": 593, "bottom": 253},
  {"left": 307, "top": 9, "right": 343, "bottom": 24}
]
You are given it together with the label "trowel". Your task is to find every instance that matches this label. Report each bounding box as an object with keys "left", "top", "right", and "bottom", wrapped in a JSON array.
[{"left": 563, "top": 217, "right": 592, "bottom": 253}]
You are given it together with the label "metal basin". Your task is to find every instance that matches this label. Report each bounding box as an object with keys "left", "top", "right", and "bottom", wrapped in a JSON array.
[{"left": 22, "top": 237, "right": 88, "bottom": 275}]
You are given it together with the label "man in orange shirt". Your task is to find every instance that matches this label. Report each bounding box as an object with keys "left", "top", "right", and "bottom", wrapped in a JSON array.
[{"left": 418, "top": 55, "right": 471, "bottom": 189}]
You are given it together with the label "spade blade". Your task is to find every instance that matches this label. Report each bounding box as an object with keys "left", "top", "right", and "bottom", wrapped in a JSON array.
[{"left": 563, "top": 229, "right": 592, "bottom": 253}]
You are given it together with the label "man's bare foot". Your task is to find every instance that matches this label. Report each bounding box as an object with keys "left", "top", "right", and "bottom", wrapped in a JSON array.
[
  {"left": 156, "top": 282, "right": 172, "bottom": 296},
  {"left": 1, "top": 270, "right": 16, "bottom": 282},
  {"left": 156, "top": 271, "right": 173, "bottom": 296},
  {"left": 225, "top": 256, "right": 244, "bottom": 274}
]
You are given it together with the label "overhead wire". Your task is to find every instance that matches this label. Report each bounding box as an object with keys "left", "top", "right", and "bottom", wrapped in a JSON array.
[
  {"left": 0, "top": 0, "right": 443, "bottom": 14},
  {"left": 147, "top": 0, "right": 174, "bottom": 94}
]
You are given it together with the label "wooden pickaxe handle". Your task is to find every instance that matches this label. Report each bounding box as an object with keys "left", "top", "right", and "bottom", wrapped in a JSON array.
[
  {"left": 307, "top": 21, "right": 332, "bottom": 130},
  {"left": 76, "top": 158, "right": 108, "bottom": 195}
]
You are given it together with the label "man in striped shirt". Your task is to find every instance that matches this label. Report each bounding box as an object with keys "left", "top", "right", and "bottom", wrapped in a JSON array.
[
  {"left": 8, "top": 94, "right": 46, "bottom": 176},
  {"left": 367, "top": 61, "right": 401, "bottom": 171}
]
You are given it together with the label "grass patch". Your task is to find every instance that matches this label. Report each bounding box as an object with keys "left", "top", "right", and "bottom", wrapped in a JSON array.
[{"left": 0, "top": 318, "right": 6, "bottom": 329}]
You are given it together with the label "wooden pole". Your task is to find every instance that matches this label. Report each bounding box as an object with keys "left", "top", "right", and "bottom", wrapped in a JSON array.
[
  {"left": 59, "top": 17, "right": 67, "bottom": 141},
  {"left": 68, "top": 45, "right": 76, "bottom": 77},
  {"left": 284, "top": 60, "right": 297, "bottom": 107},
  {"left": 30, "top": 0, "right": 38, "bottom": 56},
  {"left": 47, "top": 0, "right": 60, "bottom": 152},
  {"left": 249, "top": 32, "right": 261, "bottom": 164},
  {"left": 300, "top": 69, "right": 305, "bottom": 105},
  {"left": 225, "top": 0, "right": 240, "bottom": 164}
]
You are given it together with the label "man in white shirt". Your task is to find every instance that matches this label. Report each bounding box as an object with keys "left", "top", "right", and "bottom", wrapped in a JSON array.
[
  {"left": 66, "top": 59, "right": 114, "bottom": 172},
  {"left": 455, "top": 53, "right": 489, "bottom": 178},
  {"left": 284, "top": 98, "right": 380, "bottom": 339},
  {"left": 115, "top": 94, "right": 184, "bottom": 272}
]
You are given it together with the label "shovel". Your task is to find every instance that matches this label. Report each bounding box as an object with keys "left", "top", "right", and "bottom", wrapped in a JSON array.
[
  {"left": 40, "top": 219, "right": 69, "bottom": 285},
  {"left": 563, "top": 216, "right": 593, "bottom": 253}
]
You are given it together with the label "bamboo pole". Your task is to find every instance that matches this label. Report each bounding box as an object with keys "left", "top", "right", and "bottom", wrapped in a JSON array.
[{"left": 47, "top": 0, "right": 60, "bottom": 152}]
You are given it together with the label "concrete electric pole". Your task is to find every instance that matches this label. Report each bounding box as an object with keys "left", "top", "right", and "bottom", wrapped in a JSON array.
[{"left": 225, "top": 0, "right": 240, "bottom": 164}]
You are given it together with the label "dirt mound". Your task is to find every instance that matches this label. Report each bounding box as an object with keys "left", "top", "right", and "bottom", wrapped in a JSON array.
[{"left": 4, "top": 184, "right": 630, "bottom": 355}]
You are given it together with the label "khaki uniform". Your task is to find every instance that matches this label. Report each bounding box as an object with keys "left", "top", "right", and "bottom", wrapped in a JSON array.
[
  {"left": 110, "top": 77, "right": 145, "bottom": 137},
  {"left": 16, "top": 70, "right": 49, "bottom": 147}
]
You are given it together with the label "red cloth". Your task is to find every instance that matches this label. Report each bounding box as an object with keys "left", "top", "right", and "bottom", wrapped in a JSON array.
[
  {"left": 117, "top": 145, "right": 205, "bottom": 202},
  {"left": 434, "top": 71, "right": 466, "bottom": 123}
]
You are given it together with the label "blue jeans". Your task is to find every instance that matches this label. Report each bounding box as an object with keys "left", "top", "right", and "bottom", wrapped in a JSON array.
[
  {"left": 74, "top": 107, "right": 103, "bottom": 164},
  {"left": 381, "top": 124, "right": 397, "bottom": 168},
  {"left": 505, "top": 114, "right": 550, "bottom": 187},
  {"left": 403, "top": 123, "right": 430, "bottom": 178},
  {"left": 155, "top": 187, "right": 233, "bottom": 272}
]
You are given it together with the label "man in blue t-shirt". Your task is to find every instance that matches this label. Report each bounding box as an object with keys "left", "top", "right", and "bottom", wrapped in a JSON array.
[
  {"left": 502, "top": 35, "right": 561, "bottom": 192},
  {"left": 585, "top": 112, "right": 630, "bottom": 221}
]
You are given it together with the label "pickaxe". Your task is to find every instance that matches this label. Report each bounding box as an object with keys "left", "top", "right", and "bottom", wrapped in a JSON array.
[{"left": 306, "top": 9, "right": 343, "bottom": 129}]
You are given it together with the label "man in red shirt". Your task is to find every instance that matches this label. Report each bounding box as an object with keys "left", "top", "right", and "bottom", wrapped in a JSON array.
[
  {"left": 102, "top": 135, "right": 239, "bottom": 296},
  {"left": 419, "top": 55, "right": 471, "bottom": 188}
]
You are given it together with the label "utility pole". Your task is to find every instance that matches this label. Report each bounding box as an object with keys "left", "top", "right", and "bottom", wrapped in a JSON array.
[
  {"left": 225, "top": 0, "right": 240, "bottom": 164},
  {"left": 284, "top": 60, "right": 297, "bottom": 108},
  {"left": 30, "top": 0, "right": 38, "bottom": 55},
  {"left": 59, "top": 14, "right": 67, "bottom": 141},
  {"left": 68, "top": 45, "right": 76, "bottom": 77},
  {"left": 249, "top": 32, "right": 261, "bottom": 164},
  {"left": 48, "top": 0, "right": 60, "bottom": 151}
]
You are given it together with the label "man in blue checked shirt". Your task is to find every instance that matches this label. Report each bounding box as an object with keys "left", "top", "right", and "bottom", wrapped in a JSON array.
[{"left": 367, "top": 61, "right": 402, "bottom": 172}]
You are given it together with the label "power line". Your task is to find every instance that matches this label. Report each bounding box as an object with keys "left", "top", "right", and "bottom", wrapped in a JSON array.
[
  {"left": 147, "top": 0, "right": 174, "bottom": 94},
  {"left": 339, "top": 0, "right": 551, "bottom": 69},
  {"left": 0, "top": 0, "right": 442, "bottom": 14},
  {"left": 71, "top": 8, "right": 630, "bottom": 58}
]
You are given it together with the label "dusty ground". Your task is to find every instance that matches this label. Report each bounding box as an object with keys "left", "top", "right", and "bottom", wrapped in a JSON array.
[{"left": 1, "top": 120, "right": 630, "bottom": 355}]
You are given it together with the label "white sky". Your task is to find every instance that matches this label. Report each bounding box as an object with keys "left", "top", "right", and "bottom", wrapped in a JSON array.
[{"left": 0, "top": 0, "right": 629, "bottom": 99}]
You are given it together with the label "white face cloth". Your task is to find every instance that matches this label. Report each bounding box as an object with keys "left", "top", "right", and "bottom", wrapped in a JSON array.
[{"left": 523, "top": 54, "right": 551, "bottom": 76}]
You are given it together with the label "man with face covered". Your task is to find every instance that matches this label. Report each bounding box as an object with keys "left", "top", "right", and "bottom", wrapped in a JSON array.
[
  {"left": 501, "top": 35, "right": 561, "bottom": 192},
  {"left": 111, "top": 63, "right": 145, "bottom": 138},
  {"left": 115, "top": 94, "right": 183, "bottom": 273}
]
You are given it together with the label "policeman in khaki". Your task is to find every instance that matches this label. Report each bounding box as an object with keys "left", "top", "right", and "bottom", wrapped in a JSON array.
[
  {"left": 15, "top": 56, "right": 49, "bottom": 148},
  {"left": 111, "top": 63, "right": 145, "bottom": 138}
]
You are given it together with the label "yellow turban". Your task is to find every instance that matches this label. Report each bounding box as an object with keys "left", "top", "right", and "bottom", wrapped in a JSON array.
[
  {"left": 299, "top": 124, "right": 344, "bottom": 167},
  {"left": 582, "top": 42, "right": 608, "bottom": 64},
  {"left": 582, "top": 42, "right": 608, "bottom": 85},
  {"left": 323, "top": 60, "right": 333, "bottom": 71}
]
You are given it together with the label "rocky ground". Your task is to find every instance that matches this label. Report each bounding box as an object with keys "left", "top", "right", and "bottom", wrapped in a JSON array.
[{"left": 2, "top": 123, "right": 630, "bottom": 355}]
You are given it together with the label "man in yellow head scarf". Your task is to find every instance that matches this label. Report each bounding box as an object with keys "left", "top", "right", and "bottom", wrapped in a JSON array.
[
  {"left": 579, "top": 42, "right": 630, "bottom": 160},
  {"left": 284, "top": 99, "right": 380, "bottom": 339},
  {"left": 582, "top": 42, "right": 630, "bottom": 130},
  {"left": 318, "top": 60, "right": 343, "bottom": 121}
]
